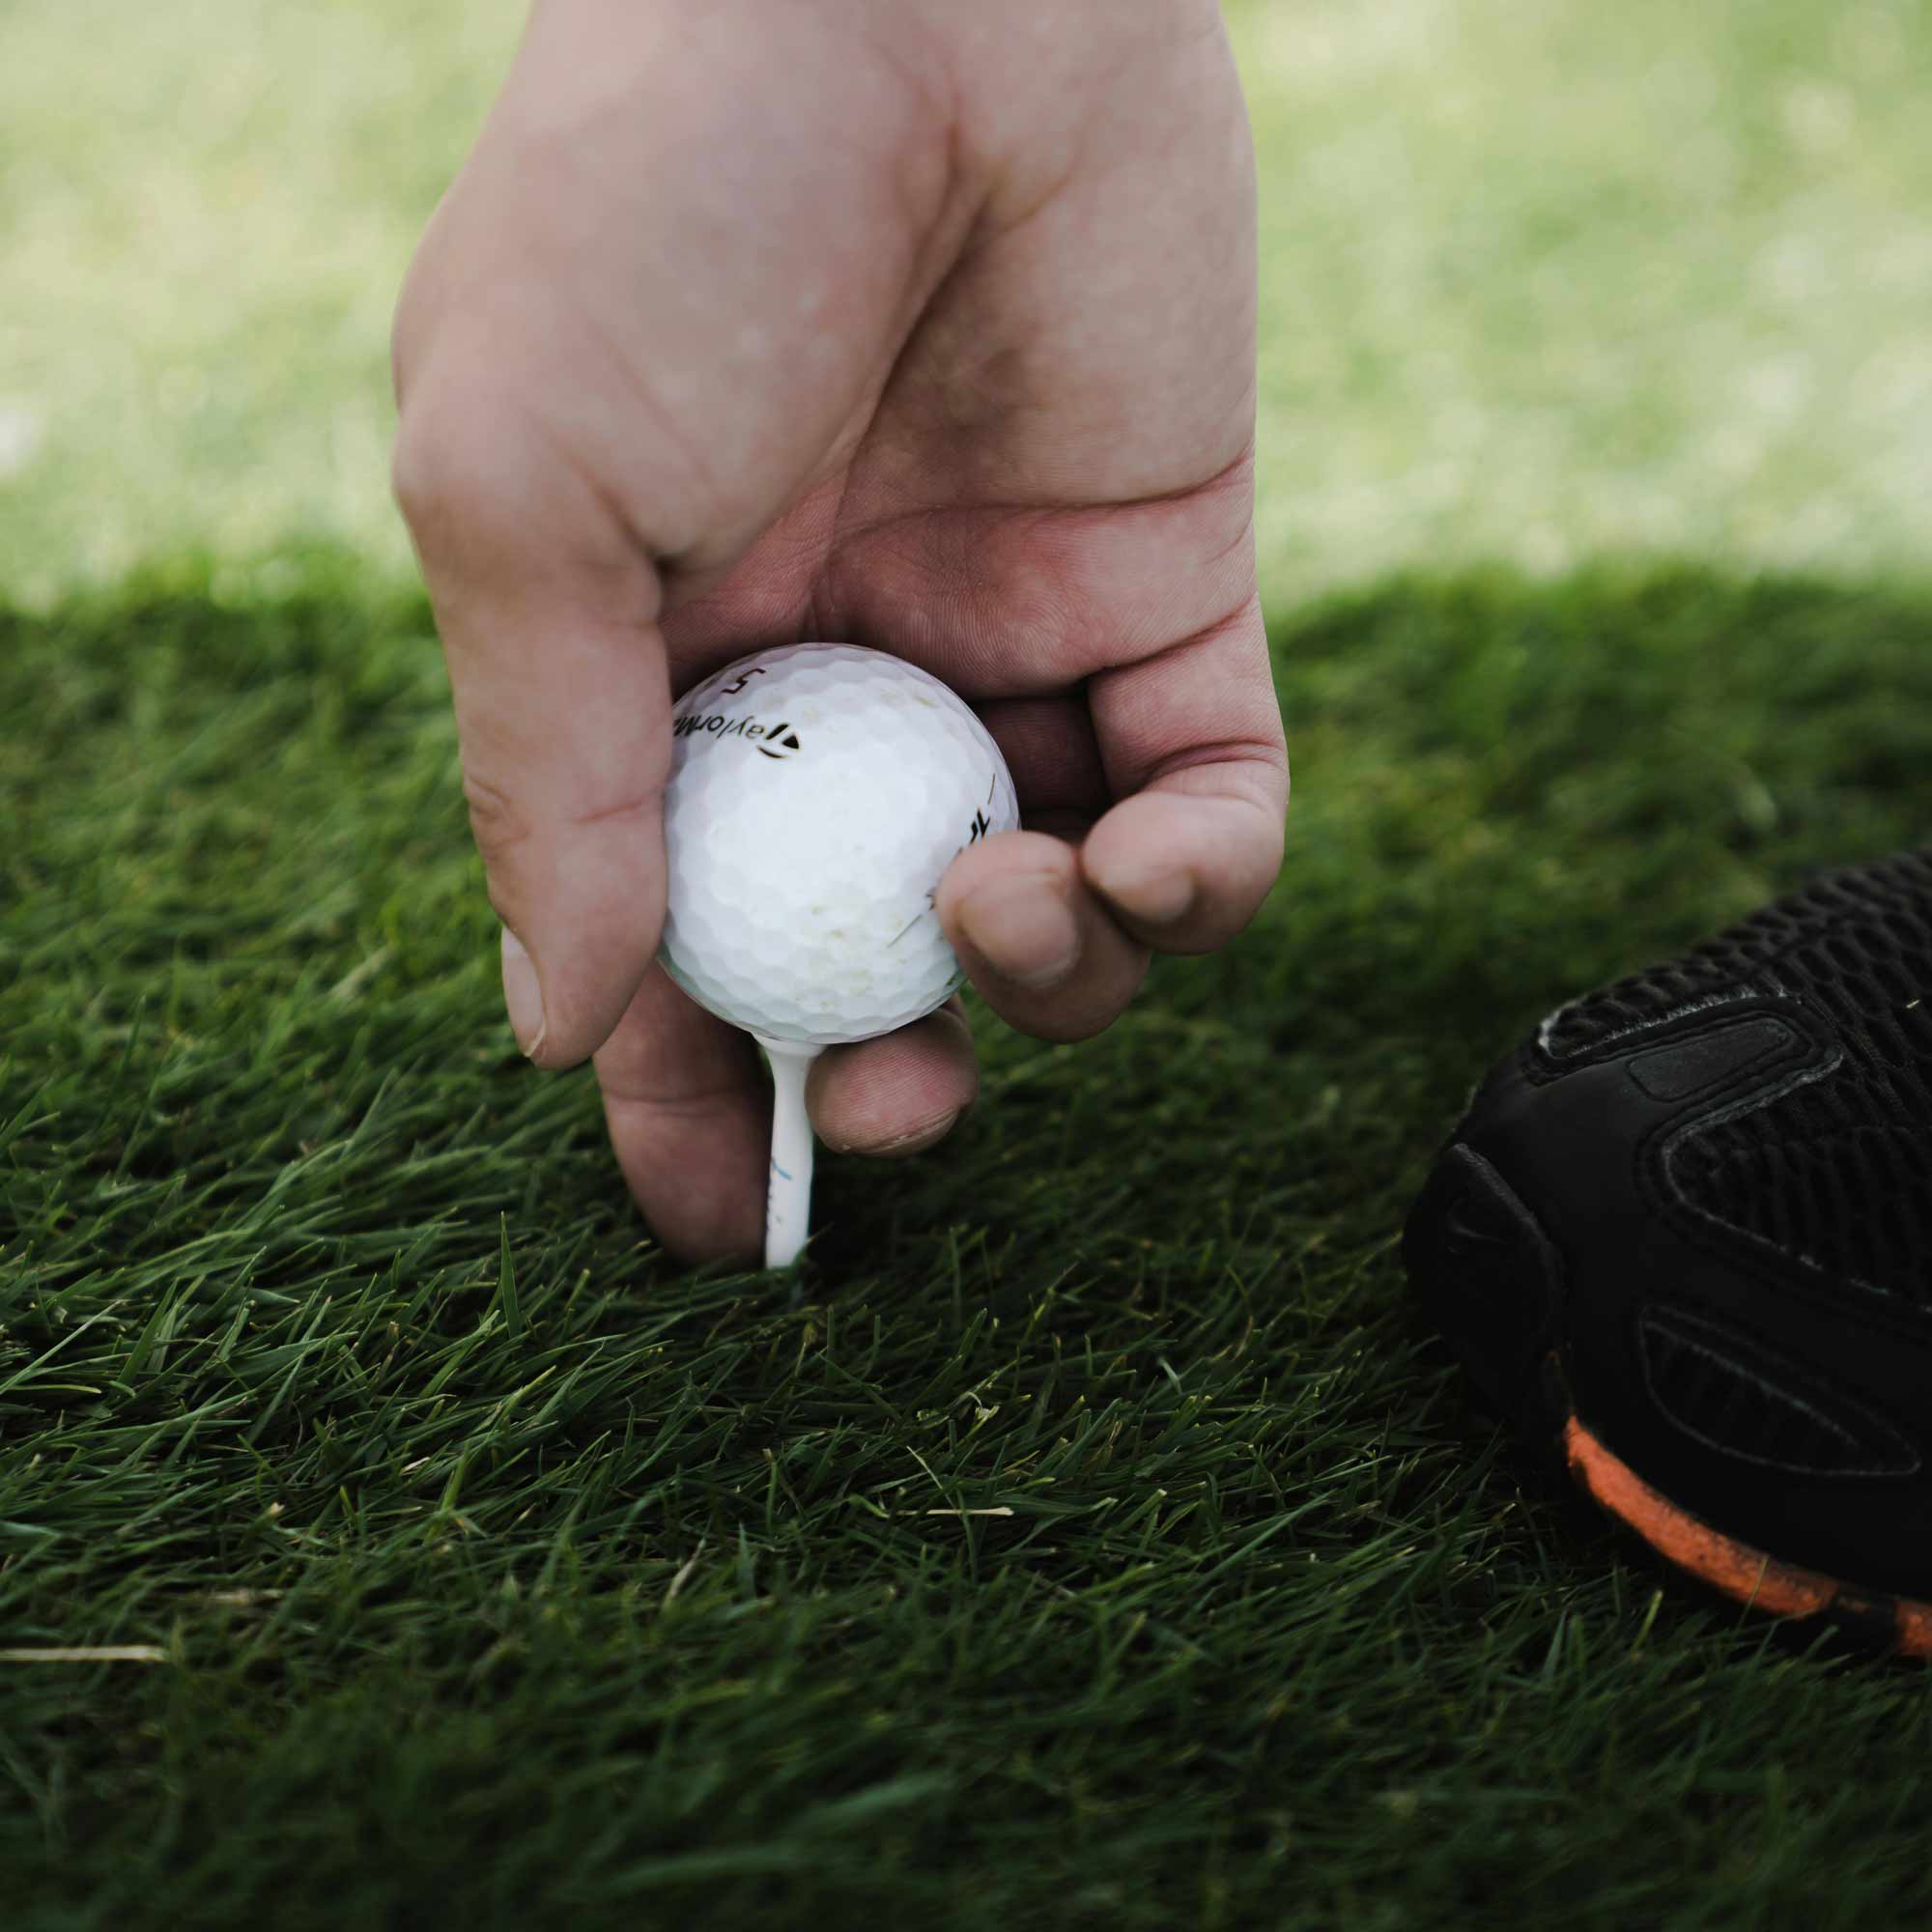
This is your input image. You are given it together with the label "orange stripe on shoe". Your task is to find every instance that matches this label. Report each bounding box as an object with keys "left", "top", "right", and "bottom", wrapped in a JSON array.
[
  {"left": 1563, "top": 1414, "right": 1932, "bottom": 1658},
  {"left": 1894, "top": 1598, "right": 1932, "bottom": 1656}
]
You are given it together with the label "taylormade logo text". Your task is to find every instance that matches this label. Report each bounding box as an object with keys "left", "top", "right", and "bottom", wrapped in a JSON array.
[{"left": 673, "top": 713, "right": 804, "bottom": 759}]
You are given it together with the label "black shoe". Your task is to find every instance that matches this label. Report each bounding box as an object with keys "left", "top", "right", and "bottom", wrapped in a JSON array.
[{"left": 1405, "top": 850, "right": 1932, "bottom": 1654}]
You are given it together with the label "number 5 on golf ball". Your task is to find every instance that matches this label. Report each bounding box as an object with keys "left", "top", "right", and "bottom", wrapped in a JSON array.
[{"left": 659, "top": 643, "right": 1020, "bottom": 1268}]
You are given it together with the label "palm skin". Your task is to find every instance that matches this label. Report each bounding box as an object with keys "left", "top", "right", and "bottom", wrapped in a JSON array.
[{"left": 392, "top": 0, "right": 1287, "bottom": 1261}]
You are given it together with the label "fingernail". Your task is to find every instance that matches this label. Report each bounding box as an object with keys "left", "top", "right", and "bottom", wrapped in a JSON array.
[
  {"left": 957, "top": 882, "right": 1080, "bottom": 991},
  {"left": 1097, "top": 865, "right": 1195, "bottom": 929},
  {"left": 499, "top": 926, "right": 547, "bottom": 1058}
]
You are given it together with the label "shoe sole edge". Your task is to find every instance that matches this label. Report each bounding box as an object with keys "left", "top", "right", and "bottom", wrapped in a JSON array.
[
  {"left": 1409, "top": 1134, "right": 1932, "bottom": 1658},
  {"left": 1564, "top": 1412, "right": 1932, "bottom": 1658}
]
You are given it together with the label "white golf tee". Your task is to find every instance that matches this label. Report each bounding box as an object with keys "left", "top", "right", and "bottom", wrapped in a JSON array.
[{"left": 757, "top": 1037, "right": 820, "bottom": 1270}]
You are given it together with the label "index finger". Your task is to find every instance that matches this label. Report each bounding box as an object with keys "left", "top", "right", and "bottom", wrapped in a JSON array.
[{"left": 392, "top": 365, "right": 675, "bottom": 1068}]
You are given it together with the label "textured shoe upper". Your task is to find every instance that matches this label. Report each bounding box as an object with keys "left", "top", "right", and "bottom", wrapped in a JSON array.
[
  {"left": 1536, "top": 850, "right": 1932, "bottom": 1306},
  {"left": 1410, "top": 849, "right": 1932, "bottom": 1595}
]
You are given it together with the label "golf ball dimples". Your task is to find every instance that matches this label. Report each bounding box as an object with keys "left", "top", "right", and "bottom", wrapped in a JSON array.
[{"left": 660, "top": 642, "right": 1020, "bottom": 1047}]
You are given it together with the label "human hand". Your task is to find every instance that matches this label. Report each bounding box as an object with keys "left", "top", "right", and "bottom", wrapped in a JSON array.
[{"left": 391, "top": 0, "right": 1287, "bottom": 1263}]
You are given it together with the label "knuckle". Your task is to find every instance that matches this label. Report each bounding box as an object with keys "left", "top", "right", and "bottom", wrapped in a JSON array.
[
  {"left": 391, "top": 408, "right": 485, "bottom": 541},
  {"left": 567, "top": 791, "right": 661, "bottom": 834},
  {"left": 460, "top": 771, "right": 666, "bottom": 882},
  {"left": 391, "top": 379, "right": 533, "bottom": 554},
  {"left": 461, "top": 769, "right": 536, "bottom": 867}
]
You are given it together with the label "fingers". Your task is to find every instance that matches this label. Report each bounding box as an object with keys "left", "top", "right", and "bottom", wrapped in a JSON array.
[
  {"left": 816, "top": 465, "right": 1260, "bottom": 695},
  {"left": 1081, "top": 787, "right": 1283, "bottom": 952},
  {"left": 975, "top": 696, "right": 1110, "bottom": 816},
  {"left": 391, "top": 9, "right": 979, "bottom": 1070},
  {"left": 596, "top": 966, "right": 769, "bottom": 1264},
  {"left": 813, "top": 463, "right": 1283, "bottom": 982},
  {"left": 393, "top": 367, "right": 675, "bottom": 1069},
  {"left": 1082, "top": 594, "right": 1288, "bottom": 952},
  {"left": 918, "top": 605, "right": 1280, "bottom": 1042},
  {"left": 597, "top": 972, "right": 980, "bottom": 1264},
  {"left": 924, "top": 599, "right": 1282, "bottom": 1042},
  {"left": 936, "top": 832, "right": 1150, "bottom": 1042},
  {"left": 808, "top": 1001, "right": 980, "bottom": 1155}
]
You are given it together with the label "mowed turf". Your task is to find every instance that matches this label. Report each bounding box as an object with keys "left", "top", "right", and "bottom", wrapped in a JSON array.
[{"left": 5, "top": 565, "right": 1932, "bottom": 1928}]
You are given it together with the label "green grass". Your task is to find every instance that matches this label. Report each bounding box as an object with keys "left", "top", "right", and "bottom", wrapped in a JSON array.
[
  {"left": 8, "top": 0, "right": 1932, "bottom": 1918},
  {"left": 6, "top": 561, "right": 1932, "bottom": 1928}
]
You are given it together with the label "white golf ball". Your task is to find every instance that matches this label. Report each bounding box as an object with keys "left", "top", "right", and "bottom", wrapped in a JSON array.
[{"left": 660, "top": 642, "right": 1020, "bottom": 1047}]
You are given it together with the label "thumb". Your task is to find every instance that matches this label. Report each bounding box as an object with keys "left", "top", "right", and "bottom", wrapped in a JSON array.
[{"left": 394, "top": 367, "right": 671, "bottom": 1069}]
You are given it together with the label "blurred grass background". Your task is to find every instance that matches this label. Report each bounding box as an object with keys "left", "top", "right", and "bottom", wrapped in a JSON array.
[{"left": 2, "top": 0, "right": 1928, "bottom": 607}]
